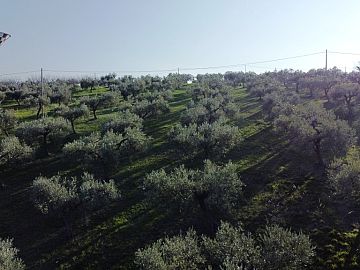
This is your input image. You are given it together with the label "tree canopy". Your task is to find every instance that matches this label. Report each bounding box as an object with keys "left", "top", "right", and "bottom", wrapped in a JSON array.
[
  {"left": 0, "top": 238, "right": 25, "bottom": 270},
  {"left": 135, "top": 222, "right": 314, "bottom": 270}
]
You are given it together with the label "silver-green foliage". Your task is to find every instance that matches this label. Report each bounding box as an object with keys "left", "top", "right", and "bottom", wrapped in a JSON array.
[
  {"left": 132, "top": 97, "right": 169, "bottom": 119},
  {"left": 262, "top": 89, "right": 300, "bottom": 119},
  {"left": 0, "top": 238, "right": 25, "bottom": 270},
  {"left": 144, "top": 160, "right": 244, "bottom": 214},
  {"left": 259, "top": 225, "right": 314, "bottom": 270},
  {"left": 135, "top": 230, "right": 205, "bottom": 270},
  {"left": 16, "top": 117, "right": 71, "bottom": 147},
  {"left": 202, "top": 222, "right": 261, "bottom": 269},
  {"left": 56, "top": 104, "right": 89, "bottom": 133},
  {"left": 102, "top": 110, "right": 143, "bottom": 134},
  {"left": 32, "top": 172, "right": 120, "bottom": 216},
  {"left": 135, "top": 222, "right": 314, "bottom": 270},
  {"left": 181, "top": 96, "right": 238, "bottom": 125},
  {"left": 275, "top": 102, "right": 356, "bottom": 165},
  {"left": 328, "top": 147, "right": 360, "bottom": 201},
  {"left": 0, "top": 136, "right": 33, "bottom": 166},
  {"left": 169, "top": 120, "right": 242, "bottom": 159},
  {"left": 63, "top": 128, "right": 148, "bottom": 170},
  {"left": 0, "top": 109, "right": 17, "bottom": 136},
  {"left": 80, "top": 92, "right": 119, "bottom": 119}
]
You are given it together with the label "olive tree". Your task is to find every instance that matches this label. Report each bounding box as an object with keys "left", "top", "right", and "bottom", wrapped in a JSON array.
[
  {"left": 6, "top": 86, "right": 29, "bottom": 106},
  {"left": 100, "top": 73, "right": 117, "bottom": 87},
  {"left": 132, "top": 97, "right": 170, "bottom": 119},
  {"left": 135, "top": 230, "right": 205, "bottom": 270},
  {"left": 168, "top": 120, "right": 242, "bottom": 159},
  {"left": 202, "top": 222, "right": 261, "bottom": 269},
  {"left": 16, "top": 117, "right": 71, "bottom": 154},
  {"left": 112, "top": 76, "right": 146, "bottom": 100},
  {"left": 0, "top": 91, "right": 6, "bottom": 104},
  {"left": 31, "top": 172, "right": 120, "bottom": 235},
  {"left": 249, "top": 76, "right": 281, "bottom": 100},
  {"left": 190, "top": 86, "right": 231, "bottom": 102},
  {"left": 166, "top": 73, "right": 193, "bottom": 89},
  {"left": 262, "top": 89, "right": 300, "bottom": 119},
  {"left": 259, "top": 224, "right": 315, "bottom": 270},
  {"left": 0, "top": 238, "right": 25, "bottom": 270},
  {"left": 224, "top": 71, "right": 246, "bottom": 87},
  {"left": 326, "top": 147, "right": 360, "bottom": 268},
  {"left": 347, "top": 70, "right": 360, "bottom": 85},
  {"left": 250, "top": 82, "right": 275, "bottom": 100},
  {"left": 181, "top": 96, "right": 238, "bottom": 125},
  {"left": 0, "top": 109, "right": 17, "bottom": 136},
  {"left": 135, "top": 222, "right": 314, "bottom": 270},
  {"left": 317, "top": 76, "right": 339, "bottom": 101},
  {"left": 34, "top": 95, "right": 50, "bottom": 119},
  {"left": 330, "top": 83, "right": 360, "bottom": 123},
  {"left": 328, "top": 147, "right": 360, "bottom": 202},
  {"left": 63, "top": 129, "right": 148, "bottom": 174},
  {"left": 275, "top": 102, "right": 356, "bottom": 166},
  {"left": 56, "top": 104, "right": 89, "bottom": 134},
  {"left": 299, "top": 77, "right": 323, "bottom": 98},
  {"left": 80, "top": 92, "right": 119, "bottom": 119},
  {"left": 298, "top": 75, "right": 338, "bottom": 101},
  {"left": 144, "top": 160, "right": 244, "bottom": 217},
  {"left": 80, "top": 78, "right": 98, "bottom": 90},
  {"left": 0, "top": 136, "right": 33, "bottom": 167},
  {"left": 196, "top": 73, "right": 224, "bottom": 90},
  {"left": 102, "top": 110, "right": 143, "bottom": 134},
  {"left": 49, "top": 84, "right": 71, "bottom": 106}
]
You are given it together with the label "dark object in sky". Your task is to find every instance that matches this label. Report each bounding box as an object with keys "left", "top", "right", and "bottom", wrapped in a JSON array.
[{"left": 0, "top": 32, "right": 11, "bottom": 46}]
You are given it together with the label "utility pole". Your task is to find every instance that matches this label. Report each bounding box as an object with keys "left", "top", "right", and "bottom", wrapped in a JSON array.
[
  {"left": 244, "top": 64, "right": 247, "bottom": 87},
  {"left": 41, "top": 68, "right": 44, "bottom": 118},
  {"left": 325, "top": 49, "right": 328, "bottom": 71}
]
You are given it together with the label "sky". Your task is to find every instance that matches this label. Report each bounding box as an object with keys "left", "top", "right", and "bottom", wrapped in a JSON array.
[{"left": 1, "top": 0, "right": 360, "bottom": 79}]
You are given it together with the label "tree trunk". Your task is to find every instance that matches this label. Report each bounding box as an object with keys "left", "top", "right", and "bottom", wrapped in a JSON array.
[
  {"left": 42, "top": 134, "right": 49, "bottom": 156},
  {"left": 62, "top": 216, "right": 74, "bottom": 239},
  {"left": 70, "top": 120, "right": 76, "bottom": 134},
  {"left": 195, "top": 191, "right": 218, "bottom": 233},
  {"left": 313, "top": 139, "right": 324, "bottom": 167},
  {"left": 93, "top": 109, "right": 97, "bottom": 120},
  {"left": 324, "top": 89, "right": 330, "bottom": 102},
  {"left": 36, "top": 104, "right": 42, "bottom": 119}
]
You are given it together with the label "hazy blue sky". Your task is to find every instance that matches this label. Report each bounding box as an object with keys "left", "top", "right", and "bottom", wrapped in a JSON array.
[{"left": 1, "top": 0, "right": 360, "bottom": 79}]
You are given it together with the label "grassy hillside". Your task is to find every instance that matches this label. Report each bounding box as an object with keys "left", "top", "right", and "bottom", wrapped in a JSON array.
[{"left": 0, "top": 85, "right": 358, "bottom": 269}]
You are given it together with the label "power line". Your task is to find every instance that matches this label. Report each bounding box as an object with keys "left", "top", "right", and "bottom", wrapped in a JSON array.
[
  {"left": 246, "top": 64, "right": 276, "bottom": 70},
  {"left": 1, "top": 50, "right": 359, "bottom": 78},
  {"left": 245, "top": 51, "right": 324, "bottom": 66},
  {"left": 328, "top": 51, "right": 360, "bottom": 56},
  {"left": 41, "top": 51, "right": 325, "bottom": 74},
  {"left": 44, "top": 68, "right": 178, "bottom": 74},
  {"left": 181, "top": 51, "right": 325, "bottom": 71},
  {"left": 0, "top": 70, "right": 38, "bottom": 77}
]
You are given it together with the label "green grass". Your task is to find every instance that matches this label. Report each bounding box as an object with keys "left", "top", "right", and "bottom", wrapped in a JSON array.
[{"left": 1, "top": 86, "right": 358, "bottom": 269}]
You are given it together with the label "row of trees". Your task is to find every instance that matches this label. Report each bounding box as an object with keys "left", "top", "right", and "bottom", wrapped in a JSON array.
[
  {"left": 135, "top": 222, "right": 314, "bottom": 270},
  {"left": 133, "top": 75, "right": 318, "bottom": 269},
  {"left": 246, "top": 68, "right": 360, "bottom": 268},
  {"left": 134, "top": 68, "right": 360, "bottom": 269},
  {"left": 169, "top": 82, "right": 242, "bottom": 160}
]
